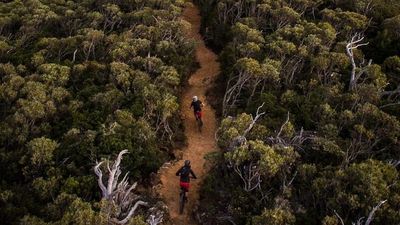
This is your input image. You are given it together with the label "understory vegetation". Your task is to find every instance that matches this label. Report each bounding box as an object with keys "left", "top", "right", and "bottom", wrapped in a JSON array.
[
  {"left": 1, "top": 0, "right": 400, "bottom": 224},
  {"left": 196, "top": 0, "right": 400, "bottom": 224},
  {"left": 0, "top": 0, "right": 194, "bottom": 224}
]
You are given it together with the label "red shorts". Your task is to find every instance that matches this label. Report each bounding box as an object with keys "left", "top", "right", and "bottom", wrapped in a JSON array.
[
  {"left": 194, "top": 111, "right": 202, "bottom": 119},
  {"left": 180, "top": 182, "right": 190, "bottom": 191}
]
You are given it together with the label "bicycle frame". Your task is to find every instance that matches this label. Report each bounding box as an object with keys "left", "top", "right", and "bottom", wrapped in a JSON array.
[
  {"left": 179, "top": 187, "right": 187, "bottom": 214},
  {"left": 178, "top": 176, "right": 195, "bottom": 214},
  {"left": 195, "top": 111, "right": 203, "bottom": 132}
]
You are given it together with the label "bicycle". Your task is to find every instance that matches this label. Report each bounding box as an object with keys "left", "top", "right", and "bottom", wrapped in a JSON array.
[
  {"left": 179, "top": 186, "right": 187, "bottom": 214},
  {"left": 195, "top": 111, "right": 203, "bottom": 132},
  {"left": 178, "top": 175, "right": 196, "bottom": 214}
]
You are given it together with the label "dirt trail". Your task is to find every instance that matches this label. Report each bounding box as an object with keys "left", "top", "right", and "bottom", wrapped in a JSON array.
[{"left": 158, "top": 3, "right": 220, "bottom": 225}]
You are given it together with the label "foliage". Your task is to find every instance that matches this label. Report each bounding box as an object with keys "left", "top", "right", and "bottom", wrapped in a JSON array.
[
  {"left": 196, "top": 0, "right": 400, "bottom": 224},
  {"left": 0, "top": 0, "right": 195, "bottom": 224}
]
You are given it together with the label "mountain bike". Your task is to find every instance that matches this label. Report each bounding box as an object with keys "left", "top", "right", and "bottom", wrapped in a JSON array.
[
  {"left": 195, "top": 111, "right": 203, "bottom": 132},
  {"left": 179, "top": 177, "right": 196, "bottom": 214},
  {"left": 179, "top": 186, "right": 188, "bottom": 214}
]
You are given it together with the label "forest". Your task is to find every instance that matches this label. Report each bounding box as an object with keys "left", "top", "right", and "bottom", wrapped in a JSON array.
[
  {"left": 0, "top": 0, "right": 400, "bottom": 225},
  {"left": 195, "top": 0, "right": 400, "bottom": 224},
  {"left": 0, "top": 0, "right": 195, "bottom": 224}
]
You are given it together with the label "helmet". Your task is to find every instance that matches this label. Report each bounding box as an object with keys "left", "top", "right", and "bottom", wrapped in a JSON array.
[
  {"left": 184, "top": 160, "right": 191, "bottom": 166},
  {"left": 192, "top": 96, "right": 198, "bottom": 101}
]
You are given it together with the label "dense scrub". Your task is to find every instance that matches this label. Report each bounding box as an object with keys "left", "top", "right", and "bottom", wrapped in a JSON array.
[
  {"left": 0, "top": 0, "right": 194, "bottom": 224},
  {"left": 195, "top": 0, "right": 400, "bottom": 224}
]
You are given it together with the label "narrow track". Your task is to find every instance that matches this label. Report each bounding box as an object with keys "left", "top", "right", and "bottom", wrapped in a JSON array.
[{"left": 158, "top": 3, "right": 220, "bottom": 225}]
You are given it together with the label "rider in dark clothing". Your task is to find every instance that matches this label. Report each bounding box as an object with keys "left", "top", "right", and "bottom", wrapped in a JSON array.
[
  {"left": 176, "top": 160, "right": 197, "bottom": 191},
  {"left": 190, "top": 99, "right": 202, "bottom": 112},
  {"left": 190, "top": 96, "right": 203, "bottom": 120}
]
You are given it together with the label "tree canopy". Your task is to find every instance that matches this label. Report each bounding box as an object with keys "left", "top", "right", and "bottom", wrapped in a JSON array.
[
  {"left": 195, "top": 0, "right": 400, "bottom": 224},
  {"left": 0, "top": 0, "right": 194, "bottom": 224}
]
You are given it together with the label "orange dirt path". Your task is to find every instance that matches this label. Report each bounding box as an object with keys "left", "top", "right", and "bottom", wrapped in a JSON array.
[{"left": 158, "top": 3, "right": 220, "bottom": 225}]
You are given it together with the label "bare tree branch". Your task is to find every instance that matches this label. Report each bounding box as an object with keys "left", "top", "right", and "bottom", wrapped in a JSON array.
[
  {"left": 243, "top": 103, "right": 266, "bottom": 137},
  {"left": 334, "top": 200, "right": 387, "bottom": 225},
  {"left": 287, "top": 170, "right": 298, "bottom": 187},
  {"left": 227, "top": 103, "right": 266, "bottom": 152},
  {"left": 94, "top": 149, "right": 129, "bottom": 199},
  {"left": 380, "top": 102, "right": 400, "bottom": 109},
  {"left": 147, "top": 213, "right": 163, "bottom": 225},
  {"left": 346, "top": 33, "right": 369, "bottom": 91},
  {"left": 364, "top": 200, "right": 387, "bottom": 225},
  {"left": 234, "top": 162, "right": 261, "bottom": 192},
  {"left": 94, "top": 150, "right": 148, "bottom": 224},
  {"left": 72, "top": 49, "right": 78, "bottom": 62},
  {"left": 334, "top": 210, "right": 345, "bottom": 225},
  {"left": 266, "top": 112, "right": 315, "bottom": 149},
  {"left": 388, "top": 159, "right": 400, "bottom": 167},
  {"left": 94, "top": 161, "right": 107, "bottom": 198},
  {"left": 381, "top": 85, "right": 400, "bottom": 99},
  {"left": 112, "top": 201, "right": 149, "bottom": 224},
  {"left": 277, "top": 112, "right": 290, "bottom": 138}
]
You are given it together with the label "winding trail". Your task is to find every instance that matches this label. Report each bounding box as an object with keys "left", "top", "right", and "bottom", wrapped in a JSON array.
[{"left": 158, "top": 3, "right": 220, "bottom": 225}]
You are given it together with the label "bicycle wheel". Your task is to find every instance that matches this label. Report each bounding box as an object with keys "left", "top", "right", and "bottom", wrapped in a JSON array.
[
  {"left": 197, "top": 118, "right": 203, "bottom": 132},
  {"left": 179, "top": 190, "right": 185, "bottom": 214}
]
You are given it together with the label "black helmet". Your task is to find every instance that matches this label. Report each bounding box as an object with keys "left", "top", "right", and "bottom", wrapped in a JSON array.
[{"left": 184, "top": 160, "right": 191, "bottom": 166}]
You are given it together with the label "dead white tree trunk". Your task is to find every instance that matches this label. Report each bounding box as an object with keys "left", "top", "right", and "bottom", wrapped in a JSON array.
[
  {"left": 267, "top": 112, "right": 314, "bottom": 148},
  {"left": 227, "top": 103, "right": 266, "bottom": 152},
  {"left": 223, "top": 72, "right": 252, "bottom": 116},
  {"left": 346, "top": 33, "right": 369, "bottom": 91},
  {"left": 234, "top": 161, "right": 262, "bottom": 192},
  {"left": 388, "top": 159, "right": 400, "bottom": 167},
  {"left": 334, "top": 200, "right": 387, "bottom": 225},
  {"left": 363, "top": 200, "right": 387, "bottom": 225},
  {"left": 147, "top": 214, "right": 163, "bottom": 225},
  {"left": 381, "top": 85, "right": 400, "bottom": 102},
  {"left": 243, "top": 103, "right": 266, "bottom": 137},
  {"left": 276, "top": 112, "right": 290, "bottom": 139},
  {"left": 146, "top": 204, "right": 165, "bottom": 225},
  {"left": 94, "top": 150, "right": 148, "bottom": 224},
  {"left": 228, "top": 104, "right": 266, "bottom": 192},
  {"left": 72, "top": 49, "right": 78, "bottom": 62},
  {"left": 334, "top": 210, "right": 345, "bottom": 225}
]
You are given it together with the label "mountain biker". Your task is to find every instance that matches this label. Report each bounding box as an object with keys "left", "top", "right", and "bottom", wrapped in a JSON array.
[
  {"left": 176, "top": 160, "right": 197, "bottom": 192},
  {"left": 190, "top": 96, "right": 204, "bottom": 121}
]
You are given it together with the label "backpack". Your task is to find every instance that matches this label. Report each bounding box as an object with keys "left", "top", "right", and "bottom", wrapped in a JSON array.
[{"left": 180, "top": 166, "right": 190, "bottom": 178}]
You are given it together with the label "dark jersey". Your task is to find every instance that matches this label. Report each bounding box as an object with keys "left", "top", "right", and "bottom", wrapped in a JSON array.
[
  {"left": 191, "top": 100, "right": 202, "bottom": 112},
  {"left": 176, "top": 166, "right": 197, "bottom": 182}
]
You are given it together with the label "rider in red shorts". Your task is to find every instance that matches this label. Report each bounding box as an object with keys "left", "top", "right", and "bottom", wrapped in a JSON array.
[{"left": 176, "top": 160, "right": 197, "bottom": 192}]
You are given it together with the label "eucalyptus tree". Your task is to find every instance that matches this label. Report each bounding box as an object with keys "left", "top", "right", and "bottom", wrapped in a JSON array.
[
  {"left": 0, "top": 0, "right": 194, "bottom": 223},
  {"left": 195, "top": 0, "right": 400, "bottom": 224}
]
